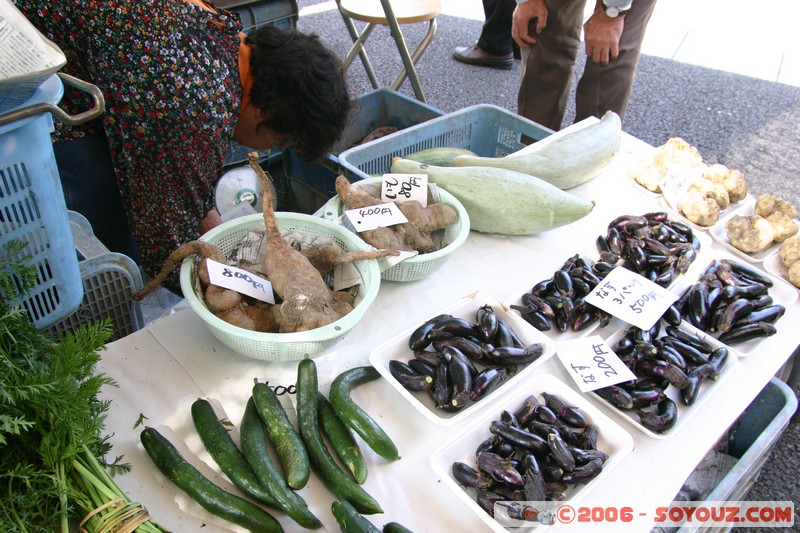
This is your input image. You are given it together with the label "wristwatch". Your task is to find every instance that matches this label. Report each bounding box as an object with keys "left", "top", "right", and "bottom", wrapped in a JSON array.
[{"left": 602, "top": 0, "right": 632, "bottom": 18}]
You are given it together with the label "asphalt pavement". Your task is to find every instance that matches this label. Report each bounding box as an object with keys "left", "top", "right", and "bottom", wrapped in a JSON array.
[{"left": 295, "top": 0, "right": 800, "bottom": 527}]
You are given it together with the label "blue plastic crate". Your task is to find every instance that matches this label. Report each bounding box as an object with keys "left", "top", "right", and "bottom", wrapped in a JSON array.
[
  {"left": 337, "top": 104, "right": 553, "bottom": 182},
  {"left": 331, "top": 88, "right": 444, "bottom": 158},
  {"left": 0, "top": 74, "right": 83, "bottom": 329},
  {"left": 282, "top": 149, "right": 339, "bottom": 215}
]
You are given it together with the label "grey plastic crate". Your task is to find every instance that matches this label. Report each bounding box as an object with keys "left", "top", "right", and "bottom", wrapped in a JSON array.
[
  {"left": 675, "top": 377, "right": 797, "bottom": 533},
  {"left": 710, "top": 378, "right": 797, "bottom": 502},
  {"left": 217, "top": 0, "right": 298, "bottom": 32},
  {"left": 337, "top": 104, "right": 553, "bottom": 182},
  {"left": 45, "top": 212, "right": 144, "bottom": 342}
]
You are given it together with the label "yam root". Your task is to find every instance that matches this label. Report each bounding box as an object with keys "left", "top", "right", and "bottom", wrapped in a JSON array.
[
  {"left": 248, "top": 153, "right": 348, "bottom": 333},
  {"left": 302, "top": 243, "right": 399, "bottom": 276},
  {"left": 133, "top": 240, "right": 258, "bottom": 330},
  {"left": 334, "top": 175, "right": 458, "bottom": 254}
]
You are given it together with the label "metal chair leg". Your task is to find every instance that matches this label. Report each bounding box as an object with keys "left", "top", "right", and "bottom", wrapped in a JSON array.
[
  {"left": 389, "top": 18, "right": 437, "bottom": 98},
  {"left": 379, "top": 0, "right": 430, "bottom": 102},
  {"left": 336, "top": 2, "right": 380, "bottom": 89}
]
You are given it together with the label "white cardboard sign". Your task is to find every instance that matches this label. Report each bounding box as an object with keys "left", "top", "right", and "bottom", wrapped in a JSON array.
[
  {"left": 584, "top": 266, "right": 677, "bottom": 331},
  {"left": 343, "top": 202, "right": 408, "bottom": 232},
  {"left": 557, "top": 335, "right": 637, "bottom": 392},
  {"left": 380, "top": 173, "right": 429, "bottom": 206},
  {"left": 206, "top": 258, "right": 275, "bottom": 304}
]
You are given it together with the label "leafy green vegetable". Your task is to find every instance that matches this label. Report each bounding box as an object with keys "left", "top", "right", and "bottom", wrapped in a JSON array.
[{"left": 0, "top": 241, "right": 165, "bottom": 532}]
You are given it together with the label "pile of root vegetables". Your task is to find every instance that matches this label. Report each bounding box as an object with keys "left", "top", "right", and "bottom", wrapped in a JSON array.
[
  {"left": 333, "top": 175, "right": 459, "bottom": 254},
  {"left": 134, "top": 154, "right": 398, "bottom": 333}
]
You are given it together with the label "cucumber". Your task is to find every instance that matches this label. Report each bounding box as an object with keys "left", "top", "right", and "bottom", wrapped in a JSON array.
[
  {"left": 252, "top": 381, "right": 311, "bottom": 490},
  {"left": 390, "top": 157, "right": 594, "bottom": 235},
  {"left": 331, "top": 499, "right": 381, "bottom": 533},
  {"left": 139, "top": 426, "right": 283, "bottom": 533},
  {"left": 239, "top": 398, "right": 322, "bottom": 529},
  {"left": 296, "top": 358, "right": 383, "bottom": 514},
  {"left": 190, "top": 398, "right": 281, "bottom": 508},
  {"left": 329, "top": 366, "right": 399, "bottom": 462},
  {"left": 318, "top": 391, "right": 369, "bottom": 484},
  {"left": 383, "top": 522, "right": 415, "bottom": 533}
]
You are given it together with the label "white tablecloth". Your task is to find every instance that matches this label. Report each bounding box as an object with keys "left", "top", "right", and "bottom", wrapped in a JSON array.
[{"left": 98, "top": 135, "right": 800, "bottom": 532}]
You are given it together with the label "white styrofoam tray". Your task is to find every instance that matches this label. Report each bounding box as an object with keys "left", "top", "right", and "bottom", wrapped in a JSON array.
[
  {"left": 369, "top": 291, "right": 555, "bottom": 427},
  {"left": 430, "top": 373, "right": 634, "bottom": 533},
  {"left": 708, "top": 197, "right": 797, "bottom": 263},
  {"left": 670, "top": 252, "right": 798, "bottom": 357},
  {"left": 594, "top": 322, "right": 739, "bottom": 439}
]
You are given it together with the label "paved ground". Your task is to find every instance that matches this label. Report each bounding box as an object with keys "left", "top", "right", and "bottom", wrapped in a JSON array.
[{"left": 295, "top": 0, "right": 800, "bottom": 526}]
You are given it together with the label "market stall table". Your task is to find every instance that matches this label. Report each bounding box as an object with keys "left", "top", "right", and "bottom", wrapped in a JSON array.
[{"left": 97, "top": 133, "right": 800, "bottom": 532}]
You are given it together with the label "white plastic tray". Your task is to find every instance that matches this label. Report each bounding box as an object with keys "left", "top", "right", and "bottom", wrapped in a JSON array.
[
  {"left": 594, "top": 322, "right": 739, "bottom": 439},
  {"left": 430, "top": 373, "right": 634, "bottom": 533},
  {"left": 369, "top": 291, "right": 555, "bottom": 426}
]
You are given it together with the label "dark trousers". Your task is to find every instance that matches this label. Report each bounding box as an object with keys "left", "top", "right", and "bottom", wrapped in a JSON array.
[
  {"left": 477, "top": 0, "right": 518, "bottom": 56},
  {"left": 54, "top": 135, "right": 141, "bottom": 263},
  {"left": 518, "top": 0, "right": 657, "bottom": 131}
]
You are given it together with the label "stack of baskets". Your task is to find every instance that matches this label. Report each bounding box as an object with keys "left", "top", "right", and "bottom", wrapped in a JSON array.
[{"left": 0, "top": 74, "right": 82, "bottom": 328}]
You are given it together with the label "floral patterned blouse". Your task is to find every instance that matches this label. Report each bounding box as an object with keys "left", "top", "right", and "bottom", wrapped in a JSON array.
[{"left": 16, "top": 0, "right": 243, "bottom": 290}]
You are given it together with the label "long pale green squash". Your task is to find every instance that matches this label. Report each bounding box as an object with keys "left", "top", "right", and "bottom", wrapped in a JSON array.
[
  {"left": 404, "top": 147, "right": 477, "bottom": 166},
  {"left": 390, "top": 158, "right": 595, "bottom": 235},
  {"left": 449, "top": 111, "right": 622, "bottom": 190}
]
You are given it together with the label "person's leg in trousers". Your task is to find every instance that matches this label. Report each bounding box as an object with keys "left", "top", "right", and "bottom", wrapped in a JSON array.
[
  {"left": 54, "top": 135, "right": 141, "bottom": 263},
  {"left": 517, "top": 0, "right": 587, "bottom": 131},
  {"left": 574, "top": 0, "right": 657, "bottom": 123},
  {"left": 478, "top": 0, "right": 518, "bottom": 57}
]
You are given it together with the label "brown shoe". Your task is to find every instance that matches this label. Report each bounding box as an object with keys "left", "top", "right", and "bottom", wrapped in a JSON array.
[{"left": 453, "top": 45, "right": 514, "bottom": 70}]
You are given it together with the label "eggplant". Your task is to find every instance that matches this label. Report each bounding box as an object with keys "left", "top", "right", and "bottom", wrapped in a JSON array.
[
  {"left": 542, "top": 392, "right": 589, "bottom": 428},
  {"left": 388, "top": 360, "right": 433, "bottom": 392},
  {"left": 408, "top": 313, "right": 452, "bottom": 350}
]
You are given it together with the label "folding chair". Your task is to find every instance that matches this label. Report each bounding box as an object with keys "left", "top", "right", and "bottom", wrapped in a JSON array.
[{"left": 335, "top": 0, "right": 441, "bottom": 102}]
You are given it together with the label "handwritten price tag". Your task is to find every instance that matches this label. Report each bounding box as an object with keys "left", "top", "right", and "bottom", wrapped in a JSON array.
[
  {"left": 343, "top": 202, "right": 408, "bottom": 232},
  {"left": 584, "top": 266, "right": 677, "bottom": 331},
  {"left": 206, "top": 258, "right": 275, "bottom": 304},
  {"left": 557, "top": 336, "right": 637, "bottom": 392},
  {"left": 381, "top": 173, "right": 428, "bottom": 206}
]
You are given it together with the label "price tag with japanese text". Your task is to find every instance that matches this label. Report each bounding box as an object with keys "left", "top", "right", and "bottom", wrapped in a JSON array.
[
  {"left": 206, "top": 258, "right": 275, "bottom": 304},
  {"left": 557, "top": 336, "right": 636, "bottom": 392},
  {"left": 380, "top": 173, "right": 428, "bottom": 206},
  {"left": 343, "top": 202, "right": 408, "bottom": 232},
  {"left": 584, "top": 266, "right": 677, "bottom": 331}
]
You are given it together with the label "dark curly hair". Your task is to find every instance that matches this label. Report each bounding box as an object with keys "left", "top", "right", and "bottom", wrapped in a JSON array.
[{"left": 245, "top": 25, "right": 352, "bottom": 162}]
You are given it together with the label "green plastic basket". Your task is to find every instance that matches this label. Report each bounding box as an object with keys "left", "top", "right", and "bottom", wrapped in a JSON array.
[
  {"left": 320, "top": 178, "right": 470, "bottom": 282},
  {"left": 180, "top": 212, "right": 381, "bottom": 361}
]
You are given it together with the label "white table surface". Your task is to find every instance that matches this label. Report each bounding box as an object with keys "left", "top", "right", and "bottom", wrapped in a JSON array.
[{"left": 98, "top": 135, "right": 800, "bottom": 533}]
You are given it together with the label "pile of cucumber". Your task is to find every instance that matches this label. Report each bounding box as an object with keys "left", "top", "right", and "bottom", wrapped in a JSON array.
[{"left": 140, "top": 359, "right": 411, "bottom": 533}]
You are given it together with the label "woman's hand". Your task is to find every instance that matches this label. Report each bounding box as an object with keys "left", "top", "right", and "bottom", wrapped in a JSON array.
[
  {"left": 583, "top": 10, "right": 625, "bottom": 65},
  {"left": 199, "top": 207, "right": 222, "bottom": 235},
  {"left": 512, "top": 0, "right": 548, "bottom": 49}
]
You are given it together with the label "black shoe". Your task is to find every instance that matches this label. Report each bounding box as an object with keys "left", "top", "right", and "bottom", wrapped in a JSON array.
[{"left": 453, "top": 45, "right": 514, "bottom": 70}]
